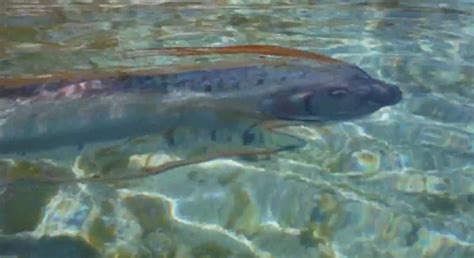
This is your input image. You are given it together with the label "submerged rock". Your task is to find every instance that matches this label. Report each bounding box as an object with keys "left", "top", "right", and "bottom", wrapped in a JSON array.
[
  {"left": 0, "top": 235, "right": 99, "bottom": 258},
  {"left": 0, "top": 160, "right": 72, "bottom": 234}
]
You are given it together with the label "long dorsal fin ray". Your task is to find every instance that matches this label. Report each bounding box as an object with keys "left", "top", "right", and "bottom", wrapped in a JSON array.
[
  {"left": 1, "top": 45, "right": 343, "bottom": 89},
  {"left": 130, "top": 44, "right": 345, "bottom": 64}
]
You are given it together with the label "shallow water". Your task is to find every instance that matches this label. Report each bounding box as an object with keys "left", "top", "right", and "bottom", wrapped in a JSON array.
[{"left": 1, "top": 0, "right": 474, "bottom": 257}]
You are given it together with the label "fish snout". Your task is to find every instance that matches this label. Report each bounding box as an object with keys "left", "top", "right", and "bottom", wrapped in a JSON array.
[{"left": 369, "top": 82, "right": 402, "bottom": 107}]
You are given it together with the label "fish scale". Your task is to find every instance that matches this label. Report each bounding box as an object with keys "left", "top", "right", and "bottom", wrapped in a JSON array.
[
  {"left": 136, "top": 63, "right": 310, "bottom": 94},
  {"left": 0, "top": 63, "right": 314, "bottom": 100}
]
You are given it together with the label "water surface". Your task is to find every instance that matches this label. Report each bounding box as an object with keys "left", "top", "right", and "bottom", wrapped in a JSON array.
[{"left": 1, "top": 0, "right": 474, "bottom": 257}]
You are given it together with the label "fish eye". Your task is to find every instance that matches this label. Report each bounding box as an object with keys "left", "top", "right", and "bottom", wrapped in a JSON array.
[{"left": 329, "top": 88, "right": 348, "bottom": 98}]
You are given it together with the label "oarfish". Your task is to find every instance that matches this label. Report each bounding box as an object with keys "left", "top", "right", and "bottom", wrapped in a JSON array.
[{"left": 0, "top": 45, "right": 402, "bottom": 160}]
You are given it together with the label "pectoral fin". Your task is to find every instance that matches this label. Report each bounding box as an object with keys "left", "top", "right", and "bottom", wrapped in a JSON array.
[{"left": 1, "top": 119, "right": 307, "bottom": 187}]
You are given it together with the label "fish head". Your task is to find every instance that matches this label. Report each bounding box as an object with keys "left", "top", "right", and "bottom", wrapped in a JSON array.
[{"left": 259, "top": 64, "right": 402, "bottom": 122}]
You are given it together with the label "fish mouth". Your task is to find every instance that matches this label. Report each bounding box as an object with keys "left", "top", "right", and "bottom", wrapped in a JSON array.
[
  {"left": 370, "top": 83, "right": 403, "bottom": 107},
  {"left": 387, "top": 85, "right": 403, "bottom": 105}
]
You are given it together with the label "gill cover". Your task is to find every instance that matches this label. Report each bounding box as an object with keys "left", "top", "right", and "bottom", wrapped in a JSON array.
[{"left": 259, "top": 88, "right": 326, "bottom": 122}]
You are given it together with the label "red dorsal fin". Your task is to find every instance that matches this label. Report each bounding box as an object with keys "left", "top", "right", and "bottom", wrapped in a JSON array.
[
  {"left": 1, "top": 45, "right": 343, "bottom": 89},
  {"left": 131, "top": 44, "right": 345, "bottom": 64}
]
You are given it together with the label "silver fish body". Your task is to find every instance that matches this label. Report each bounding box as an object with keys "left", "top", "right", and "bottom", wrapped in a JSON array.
[{"left": 0, "top": 61, "right": 402, "bottom": 156}]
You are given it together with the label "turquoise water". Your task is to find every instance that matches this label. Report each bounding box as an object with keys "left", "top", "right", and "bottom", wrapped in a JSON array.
[{"left": 1, "top": 0, "right": 474, "bottom": 257}]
